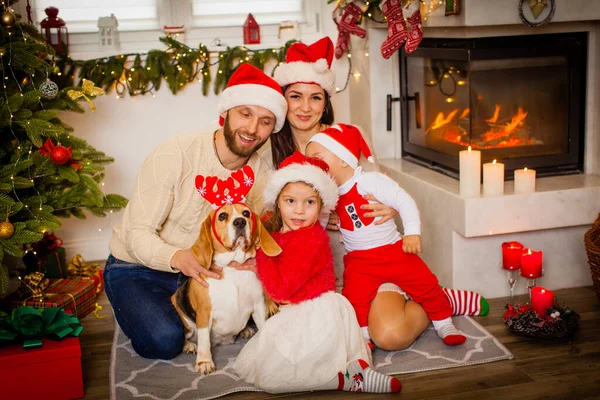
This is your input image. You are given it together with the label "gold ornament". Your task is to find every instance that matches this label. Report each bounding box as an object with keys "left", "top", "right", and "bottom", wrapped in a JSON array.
[
  {"left": 1, "top": 11, "right": 15, "bottom": 28},
  {"left": 21, "top": 75, "right": 31, "bottom": 87},
  {"left": 0, "top": 219, "right": 15, "bottom": 239},
  {"left": 529, "top": 0, "right": 548, "bottom": 19},
  {"left": 67, "top": 79, "right": 106, "bottom": 112}
]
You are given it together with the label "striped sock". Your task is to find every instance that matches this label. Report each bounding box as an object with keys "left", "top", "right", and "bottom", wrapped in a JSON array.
[
  {"left": 432, "top": 319, "right": 467, "bottom": 346},
  {"left": 341, "top": 359, "right": 401, "bottom": 393},
  {"left": 443, "top": 288, "right": 489, "bottom": 316}
]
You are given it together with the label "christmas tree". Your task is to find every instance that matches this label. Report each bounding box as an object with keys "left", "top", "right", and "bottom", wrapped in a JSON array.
[{"left": 0, "top": 1, "right": 127, "bottom": 296}]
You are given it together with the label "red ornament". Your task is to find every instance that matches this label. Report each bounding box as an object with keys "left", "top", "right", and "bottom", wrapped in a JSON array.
[
  {"left": 40, "top": 7, "right": 69, "bottom": 53},
  {"left": 39, "top": 138, "right": 73, "bottom": 165},
  {"left": 243, "top": 13, "right": 260, "bottom": 45},
  {"left": 50, "top": 145, "right": 72, "bottom": 165}
]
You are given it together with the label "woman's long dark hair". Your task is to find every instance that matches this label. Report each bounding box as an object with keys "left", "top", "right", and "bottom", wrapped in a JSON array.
[{"left": 271, "top": 88, "right": 335, "bottom": 168}]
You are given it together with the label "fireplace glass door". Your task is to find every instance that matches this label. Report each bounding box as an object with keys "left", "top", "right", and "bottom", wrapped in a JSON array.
[{"left": 400, "top": 33, "right": 586, "bottom": 178}]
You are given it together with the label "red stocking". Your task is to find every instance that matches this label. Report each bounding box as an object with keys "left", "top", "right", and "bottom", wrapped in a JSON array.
[
  {"left": 335, "top": 29, "right": 351, "bottom": 59},
  {"left": 404, "top": 1, "right": 424, "bottom": 54},
  {"left": 338, "top": 2, "right": 367, "bottom": 39},
  {"left": 380, "top": 0, "right": 408, "bottom": 59}
]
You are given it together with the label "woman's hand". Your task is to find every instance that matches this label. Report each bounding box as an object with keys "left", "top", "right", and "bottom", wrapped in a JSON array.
[
  {"left": 229, "top": 257, "right": 257, "bottom": 274},
  {"left": 327, "top": 211, "right": 340, "bottom": 231},
  {"left": 171, "top": 249, "right": 222, "bottom": 287},
  {"left": 361, "top": 194, "right": 398, "bottom": 225},
  {"left": 402, "top": 235, "right": 422, "bottom": 255}
]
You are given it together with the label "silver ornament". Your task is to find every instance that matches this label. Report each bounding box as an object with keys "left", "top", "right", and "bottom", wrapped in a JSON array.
[{"left": 40, "top": 78, "right": 59, "bottom": 99}]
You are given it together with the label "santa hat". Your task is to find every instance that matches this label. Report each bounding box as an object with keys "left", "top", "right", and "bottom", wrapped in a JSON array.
[
  {"left": 263, "top": 152, "right": 338, "bottom": 222},
  {"left": 308, "top": 124, "right": 374, "bottom": 169},
  {"left": 217, "top": 63, "right": 288, "bottom": 132},
  {"left": 274, "top": 37, "right": 336, "bottom": 96}
]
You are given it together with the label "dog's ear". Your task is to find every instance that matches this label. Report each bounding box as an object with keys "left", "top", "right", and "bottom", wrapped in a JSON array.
[
  {"left": 191, "top": 213, "right": 214, "bottom": 269},
  {"left": 254, "top": 217, "right": 282, "bottom": 257}
]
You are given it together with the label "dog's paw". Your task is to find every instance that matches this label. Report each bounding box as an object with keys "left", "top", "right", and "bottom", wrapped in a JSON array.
[
  {"left": 238, "top": 325, "right": 257, "bottom": 339},
  {"left": 196, "top": 360, "right": 216, "bottom": 375},
  {"left": 183, "top": 341, "right": 197, "bottom": 354}
]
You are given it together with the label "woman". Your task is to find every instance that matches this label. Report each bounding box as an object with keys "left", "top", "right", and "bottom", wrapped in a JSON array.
[{"left": 264, "top": 37, "right": 432, "bottom": 351}]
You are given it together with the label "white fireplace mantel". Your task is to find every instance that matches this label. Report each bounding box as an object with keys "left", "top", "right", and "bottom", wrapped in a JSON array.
[{"left": 347, "top": 3, "right": 600, "bottom": 298}]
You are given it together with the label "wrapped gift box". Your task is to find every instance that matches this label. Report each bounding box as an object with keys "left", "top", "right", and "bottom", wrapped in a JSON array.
[
  {"left": 23, "top": 247, "right": 68, "bottom": 279},
  {"left": 0, "top": 337, "right": 84, "bottom": 400},
  {"left": 12, "top": 278, "right": 96, "bottom": 319}
]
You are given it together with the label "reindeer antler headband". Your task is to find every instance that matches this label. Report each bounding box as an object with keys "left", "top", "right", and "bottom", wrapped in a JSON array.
[{"left": 195, "top": 166, "right": 257, "bottom": 247}]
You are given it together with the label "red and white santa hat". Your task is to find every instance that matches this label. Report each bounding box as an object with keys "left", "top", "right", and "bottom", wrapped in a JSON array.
[
  {"left": 263, "top": 152, "right": 339, "bottom": 221},
  {"left": 308, "top": 124, "right": 375, "bottom": 169},
  {"left": 217, "top": 63, "right": 288, "bottom": 132},
  {"left": 273, "top": 37, "right": 336, "bottom": 96}
]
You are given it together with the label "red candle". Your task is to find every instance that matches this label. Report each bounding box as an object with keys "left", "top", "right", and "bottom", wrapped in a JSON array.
[
  {"left": 530, "top": 286, "right": 555, "bottom": 316},
  {"left": 520, "top": 248, "right": 543, "bottom": 278},
  {"left": 502, "top": 241, "right": 523, "bottom": 270}
]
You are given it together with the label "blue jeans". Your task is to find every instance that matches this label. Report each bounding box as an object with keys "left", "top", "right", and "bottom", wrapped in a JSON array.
[{"left": 104, "top": 255, "right": 188, "bottom": 359}]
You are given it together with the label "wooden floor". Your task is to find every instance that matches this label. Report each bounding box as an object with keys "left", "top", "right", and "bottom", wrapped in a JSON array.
[{"left": 79, "top": 286, "right": 600, "bottom": 400}]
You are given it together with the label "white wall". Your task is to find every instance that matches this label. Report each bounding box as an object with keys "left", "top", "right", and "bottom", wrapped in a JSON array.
[{"left": 57, "top": 2, "right": 348, "bottom": 260}]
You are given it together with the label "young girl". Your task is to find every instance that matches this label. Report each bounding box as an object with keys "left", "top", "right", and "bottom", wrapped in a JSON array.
[{"left": 232, "top": 152, "right": 401, "bottom": 394}]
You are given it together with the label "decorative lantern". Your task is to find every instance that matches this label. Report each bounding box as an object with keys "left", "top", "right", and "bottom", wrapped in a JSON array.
[
  {"left": 40, "top": 7, "right": 68, "bottom": 53},
  {"left": 97, "top": 14, "right": 120, "bottom": 51},
  {"left": 243, "top": 13, "right": 260, "bottom": 45}
]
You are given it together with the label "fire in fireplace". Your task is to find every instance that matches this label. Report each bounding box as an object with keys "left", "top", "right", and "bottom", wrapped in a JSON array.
[{"left": 397, "top": 32, "right": 587, "bottom": 179}]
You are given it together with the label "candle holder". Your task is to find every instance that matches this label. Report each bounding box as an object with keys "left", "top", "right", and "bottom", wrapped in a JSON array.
[
  {"left": 526, "top": 278, "right": 537, "bottom": 300},
  {"left": 506, "top": 268, "right": 519, "bottom": 301}
]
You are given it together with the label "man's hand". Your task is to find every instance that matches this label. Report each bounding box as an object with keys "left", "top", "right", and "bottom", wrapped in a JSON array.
[
  {"left": 229, "top": 257, "right": 257, "bottom": 274},
  {"left": 327, "top": 211, "right": 340, "bottom": 231},
  {"left": 361, "top": 194, "right": 399, "bottom": 225},
  {"left": 402, "top": 235, "right": 422, "bottom": 255},
  {"left": 171, "top": 249, "right": 222, "bottom": 287}
]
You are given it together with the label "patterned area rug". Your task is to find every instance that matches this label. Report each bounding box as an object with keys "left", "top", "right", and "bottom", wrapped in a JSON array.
[{"left": 110, "top": 316, "right": 513, "bottom": 400}]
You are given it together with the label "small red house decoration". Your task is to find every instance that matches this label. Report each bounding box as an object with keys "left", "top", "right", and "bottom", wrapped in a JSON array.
[
  {"left": 243, "top": 13, "right": 260, "bottom": 45},
  {"left": 40, "top": 6, "right": 69, "bottom": 53}
]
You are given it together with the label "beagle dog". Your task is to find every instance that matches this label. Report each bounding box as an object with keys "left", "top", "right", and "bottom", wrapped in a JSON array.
[{"left": 171, "top": 203, "right": 281, "bottom": 375}]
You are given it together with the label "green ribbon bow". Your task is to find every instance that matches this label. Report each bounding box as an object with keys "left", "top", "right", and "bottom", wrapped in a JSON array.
[{"left": 0, "top": 307, "right": 83, "bottom": 348}]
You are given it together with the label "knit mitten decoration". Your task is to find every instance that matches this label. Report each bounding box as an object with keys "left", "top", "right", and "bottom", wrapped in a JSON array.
[
  {"left": 380, "top": 0, "right": 408, "bottom": 59},
  {"left": 404, "top": 0, "right": 424, "bottom": 54},
  {"left": 442, "top": 288, "right": 490, "bottom": 316},
  {"left": 338, "top": 1, "right": 367, "bottom": 39}
]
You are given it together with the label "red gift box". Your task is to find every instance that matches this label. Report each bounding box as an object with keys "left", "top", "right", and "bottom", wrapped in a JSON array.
[
  {"left": 92, "top": 269, "right": 104, "bottom": 295},
  {"left": 0, "top": 337, "right": 84, "bottom": 400},
  {"left": 12, "top": 278, "right": 96, "bottom": 319}
]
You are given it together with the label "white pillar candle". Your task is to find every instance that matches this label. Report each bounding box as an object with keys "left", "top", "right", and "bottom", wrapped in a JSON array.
[
  {"left": 459, "top": 146, "right": 481, "bottom": 197},
  {"left": 514, "top": 167, "right": 536, "bottom": 194},
  {"left": 483, "top": 159, "right": 505, "bottom": 196}
]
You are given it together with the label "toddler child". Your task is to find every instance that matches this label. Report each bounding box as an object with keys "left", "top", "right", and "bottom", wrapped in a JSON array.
[
  {"left": 306, "top": 124, "right": 488, "bottom": 346},
  {"left": 233, "top": 152, "right": 401, "bottom": 394}
]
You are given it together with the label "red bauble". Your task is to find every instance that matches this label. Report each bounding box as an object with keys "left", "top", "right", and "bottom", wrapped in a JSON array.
[{"left": 50, "top": 145, "right": 72, "bottom": 165}]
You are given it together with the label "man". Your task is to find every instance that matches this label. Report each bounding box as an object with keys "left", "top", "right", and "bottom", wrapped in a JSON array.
[{"left": 104, "top": 64, "right": 288, "bottom": 360}]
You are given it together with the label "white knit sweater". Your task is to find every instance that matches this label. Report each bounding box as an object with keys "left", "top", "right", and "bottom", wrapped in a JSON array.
[{"left": 109, "top": 132, "right": 271, "bottom": 272}]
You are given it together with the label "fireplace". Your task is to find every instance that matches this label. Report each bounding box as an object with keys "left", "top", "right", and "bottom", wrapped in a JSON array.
[{"left": 397, "top": 32, "right": 587, "bottom": 179}]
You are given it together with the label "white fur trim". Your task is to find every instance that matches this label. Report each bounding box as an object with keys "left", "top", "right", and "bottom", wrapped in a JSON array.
[
  {"left": 263, "top": 163, "right": 339, "bottom": 215},
  {"left": 217, "top": 83, "right": 287, "bottom": 132},
  {"left": 274, "top": 59, "right": 336, "bottom": 96},
  {"left": 308, "top": 133, "right": 359, "bottom": 169}
]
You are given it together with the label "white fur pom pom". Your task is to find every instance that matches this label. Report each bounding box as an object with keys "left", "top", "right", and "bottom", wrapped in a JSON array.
[{"left": 314, "top": 59, "right": 328, "bottom": 73}]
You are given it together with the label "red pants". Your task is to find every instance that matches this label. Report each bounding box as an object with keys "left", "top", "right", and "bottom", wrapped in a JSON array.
[{"left": 342, "top": 240, "right": 451, "bottom": 327}]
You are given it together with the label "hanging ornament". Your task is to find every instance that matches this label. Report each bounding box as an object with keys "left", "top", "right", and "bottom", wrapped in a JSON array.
[
  {"left": 21, "top": 75, "right": 31, "bottom": 87},
  {"left": 519, "top": 0, "right": 555, "bottom": 27},
  {"left": 38, "top": 138, "right": 72, "bottom": 165},
  {"left": 0, "top": 218, "right": 15, "bottom": 239},
  {"left": 40, "top": 78, "right": 59, "bottom": 99},
  {"left": 1, "top": 11, "right": 16, "bottom": 28}
]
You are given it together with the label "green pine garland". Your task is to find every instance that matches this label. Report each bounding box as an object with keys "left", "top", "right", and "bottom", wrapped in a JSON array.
[{"left": 56, "top": 37, "right": 298, "bottom": 98}]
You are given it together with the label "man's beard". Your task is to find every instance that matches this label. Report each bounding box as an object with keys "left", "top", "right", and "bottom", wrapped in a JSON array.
[{"left": 223, "top": 115, "right": 268, "bottom": 158}]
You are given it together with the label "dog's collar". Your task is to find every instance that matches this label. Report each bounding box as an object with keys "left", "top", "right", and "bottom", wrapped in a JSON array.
[{"left": 212, "top": 204, "right": 257, "bottom": 250}]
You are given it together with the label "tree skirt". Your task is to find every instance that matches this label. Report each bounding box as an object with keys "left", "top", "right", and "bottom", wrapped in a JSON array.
[{"left": 110, "top": 316, "right": 513, "bottom": 400}]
